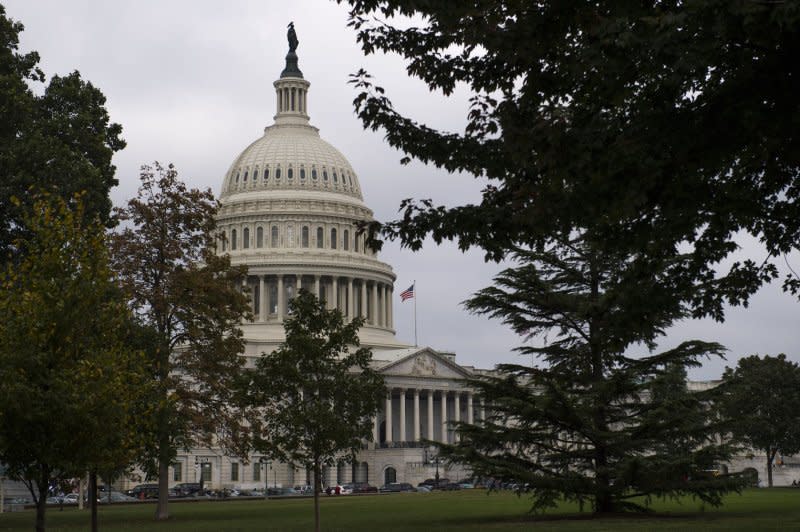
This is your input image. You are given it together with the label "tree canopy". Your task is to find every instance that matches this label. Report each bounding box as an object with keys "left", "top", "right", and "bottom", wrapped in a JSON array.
[
  {"left": 720, "top": 354, "right": 800, "bottom": 488},
  {"left": 0, "top": 5, "right": 125, "bottom": 259},
  {"left": 110, "top": 162, "right": 250, "bottom": 521},
  {"left": 0, "top": 194, "right": 148, "bottom": 532},
  {"left": 343, "top": 1, "right": 798, "bottom": 314},
  {"left": 245, "top": 289, "right": 385, "bottom": 532}
]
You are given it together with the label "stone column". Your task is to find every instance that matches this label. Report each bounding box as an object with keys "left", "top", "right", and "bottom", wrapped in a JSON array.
[
  {"left": 296, "top": 274, "right": 302, "bottom": 294},
  {"left": 277, "top": 274, "right": 285, "bottom": 322},
  {"left": 399, "top": 389, "right": 406, "bottom": 442},
  {"left": 427, "top": 390, "right": 434, "bottom": 441},
  {"left": 467, "top": 393, "right": 474, "bottom": 425},
  {"left": 347, "top": 278, "right": 354, "bottom": 320},
  {"left": 480, "top": 398, "right": 485, "bottom": 425},
  {"left": 373, "top": 415, "right": 379, "bottom": 446},
  {"left": 385, "top": 391, "right": 393, "bottom": 443},
  {"left": 371, "top": 281, "right": 378, "bottom": 325},
  {"left": 332, "top": 277, "right": 339, "bottom": 312},
  {"left": 361, "top": 281, "right": 368, "bottom": 319},
  {"left": 454, "top": 393, "right": 461, "bottom": 442},
  {"left": 259, "top": 275, "right": 266, "bottom": 322},
  {"left": 413, "top": 389, "right": 421, "bottom": 441},
  {"left": 314, "top": 275, "right": 320, "bottom": 300},
  {"left": 440, "top": 391, "right": 448, "bottom": 443},
  {"left": 388, "top": 286, "right": 393, "bottom": 328}
]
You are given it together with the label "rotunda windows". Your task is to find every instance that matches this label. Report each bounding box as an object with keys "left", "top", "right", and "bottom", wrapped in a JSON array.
[
  {"left": 276, "top": 166, "right": 282, "bottom": 180},
  {"left": 256, "top": 227, "right": 264, "bottom": 248},
  {"left": 288, "top": 166, "right": 294, "bottom": 180},
  {"left": 311, "top": 167, "right": 317, "bottom": 180},
  {"left": 243, "top": 227, "right": 250, "bottom": 249},
  {"left": 243, "top": 171, "right": 249, "bottom": 183},
  {"left": 301, "top": 226, "right": 309, "bottom": 248},
  {"left": 343, "top": 229, "right": 350, "bottom": 251},
  {"left": 287, "top": 224, "right": 295, "bottom": 247},
  {"left": 300, "top": 166, "right": 306, "bottom": 180},
  {"left": 332, "top": 170, "right": 338, "bottom": 183},
  {"left": 330, "top": 228, "right": 337, "bottom": 249},
  {"left": 316, "top": 227, "right": 324, "bottom": 248},
  {"left": 231, "top": 229, "right": 237, "bottom": 251},
  {"left": 264, "top": 167, "right": 270, "bottom": 181},
  {"left": 323, "top": 169, "right": 328, "bottom": 181}
]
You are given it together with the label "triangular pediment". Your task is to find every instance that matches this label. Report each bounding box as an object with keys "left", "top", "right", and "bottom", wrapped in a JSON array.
[{"left": 378, "top": 348, "right": 472, "bottom": 379}]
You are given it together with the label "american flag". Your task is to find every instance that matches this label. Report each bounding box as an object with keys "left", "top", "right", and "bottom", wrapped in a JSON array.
[{"left": 400, "top": 284, "right": 415, "bottom": 302}]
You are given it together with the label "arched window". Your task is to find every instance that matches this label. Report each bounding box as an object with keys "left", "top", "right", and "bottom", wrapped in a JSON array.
[
  {"left": 301, "top": 226, "right": 309, "bottom": 248},
  {"left": 231, "top": 229, "right": 237, "bottom": 251},
  {"left": 330, "top": 228, "right": 337, "bottom": 250},
  {"left": 256, "top": 227, "right": 263, "bottom": 248},
  {"left": 343, "top": 229, "right": 350, "bottom": 251},
  {"left": 323, "top": 169, "right": 328, "bottom": 181},
  {"left": 311, "top": 167, "right": 317, "bottom": 180},
  {"left": 384, "top": 467, "right": 396, "bottom": 485},
  {"left": 288, "top": 167, "right": 294, "bottom": 180},
  {"left": 264, "top": 167, "right": 270, "bottom": 180},
  {"left": 243, "top": 171, "right": 248, "bottom": 183},
  {"left": 300, "top": 167, "right": 306, "bottom": 180},
  {"left": 287, "top": 224, "right": 294, "bottom": 247},
  {"left": 242, "top": 227, "right": 250, "bottom": 249},
  {"left": 354, "top": 235, "right": 359, "bottom": 253},
  {"left": 332, "top": 171, "right": 338, "bottom": 183},
  {"left": 253, "top": 169, "right": 259, "bottom": 181},
  {"left": 276, "top": 166, "right": 282, "bottom": 180},
  {"left": 220, "top": 232, "right": 227, "bottom": 252},
  {"left": 271, "top": 226, "right": 279, "bottom": 247},
  {"left": 316, "top": 227, "right": 324, "bottom": 248}
]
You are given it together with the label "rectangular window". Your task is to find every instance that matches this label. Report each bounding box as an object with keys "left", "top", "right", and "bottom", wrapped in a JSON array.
[
  {"left": 173, "top": 462, "right": 182, "bottom": 482},
  {"left": 253, "top": 462, "right": 261, "bottom": 482},
  {"left": 201, "top": 463, "right": 212, "bottom": 482},
  {"left": 231, "top": 462, "right": 239, "bottom": 482}
]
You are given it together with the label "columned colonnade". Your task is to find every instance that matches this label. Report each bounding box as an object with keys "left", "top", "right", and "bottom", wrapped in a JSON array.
[
  {"left": 246, "top": 273, "right": 393, "bottom": 328},
  {"left": 373, "top": 388, "right": 484, "bottom": 445}
]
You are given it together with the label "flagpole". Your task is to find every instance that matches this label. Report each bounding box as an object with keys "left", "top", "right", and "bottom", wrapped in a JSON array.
[{"left": 413, "top": 280, "right": 418, "bottom": 347}]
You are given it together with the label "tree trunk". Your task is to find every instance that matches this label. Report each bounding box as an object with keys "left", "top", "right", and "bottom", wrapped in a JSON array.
[
  {"left": 34, "top": 465, "right": 49, "bottom": 532},
  {"left": 155, "top": 454, "right": 170, "bottom": 520},
  {"left": 767, "top": 446, "right": 776, "bottom": 488},
  {"left": 313, "top": 459, "right": 321, "bottom": 532},
  {"left": 89, "top": 471, "right": 98, "bottom": 532}
]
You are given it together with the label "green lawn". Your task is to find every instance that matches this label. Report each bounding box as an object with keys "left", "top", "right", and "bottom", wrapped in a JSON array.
[{"left": 2, "top": 489, "right": 800, "bottom": 531}]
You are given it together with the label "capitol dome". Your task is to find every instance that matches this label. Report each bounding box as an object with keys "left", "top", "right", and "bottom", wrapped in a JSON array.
[{"left": 216, "top": 40, "right": 406, "bottom": 355}]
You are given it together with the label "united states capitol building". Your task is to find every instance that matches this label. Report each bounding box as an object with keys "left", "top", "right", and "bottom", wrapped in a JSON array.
[
  {"left": 141, "top": 39, "right": 486, "bottom": 492},
  {"left": 112, "top": 36, "right": 787, "bottom": 494}
]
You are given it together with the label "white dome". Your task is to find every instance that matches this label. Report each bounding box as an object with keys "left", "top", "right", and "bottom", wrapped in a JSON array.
[
  {"left": 215, "top": 48, "right": 405, "bottom": 353},
  {"left": 220, "top": 123, "right": 363, "bottom": 201}
]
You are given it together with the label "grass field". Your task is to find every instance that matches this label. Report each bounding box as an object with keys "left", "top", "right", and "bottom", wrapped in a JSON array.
[{"left": 2, "top": 488, "right": 800, "bottom": 531}]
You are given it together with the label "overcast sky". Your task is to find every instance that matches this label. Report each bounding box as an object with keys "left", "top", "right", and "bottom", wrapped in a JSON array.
[{"left": 5, "top": 0, "right": 798, "bottom": 379}]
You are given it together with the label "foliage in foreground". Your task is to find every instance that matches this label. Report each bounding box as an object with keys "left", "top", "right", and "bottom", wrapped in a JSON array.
[
  {"left": 439, "top": 238, "right": 744, "bottom": 513},
  {"left": 0, "top": 5, "right": 125, "bottom": 260},
  {"left": 720, "top": 354, "right": 800, "bottom": 488},
  {"left": 0, "top": 195, "right": 149, "bottom": 532},
  {"left": 245, "top": 289, "right": 385, "bottom": 532},
  {"left": 110, "top": 163, "right": 251, "bottom": 521}
]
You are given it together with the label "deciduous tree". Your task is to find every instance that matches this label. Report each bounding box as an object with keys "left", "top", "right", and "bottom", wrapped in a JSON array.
[
  {"left": 110, "top": 162, "right": 251, "bottom": 521},
  {"left": 0, "top": 195, "right": 148, "bottom": 532},
  {"left": 0, "top": 5, "right": 124, "bottom": 259},
  {"left": 245, "top": 290, "right": 385, "bottom": 532},
  {"left": 720, "top": 354, "right": 800, "bottom": 487}
]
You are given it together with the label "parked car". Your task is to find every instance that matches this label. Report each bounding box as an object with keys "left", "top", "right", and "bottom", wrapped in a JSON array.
[
  {"left": 126, "top": 483, "right": 159, "bottom": 499},
  {"left": 351, "top": 482, "right": 377, "bottom": 494},
  {"left": 62, "top": 494, "right": 80, "bottom": 505},
  {"left": 379, "top": 482, "right": 416, "bottom": 493},
  {"left": 99, "top": 491, "right": 138, "bottom": 504},
  {"left": 173, "top": 482, "right": 202, "bottom": 497}
]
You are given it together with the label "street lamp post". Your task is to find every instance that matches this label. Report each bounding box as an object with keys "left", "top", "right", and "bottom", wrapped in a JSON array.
[{"left": 259, "top": 457, "right": 269, "bottom": 497}]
